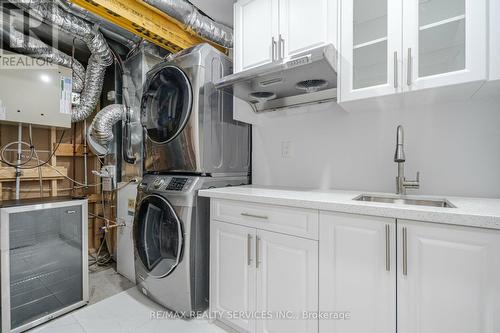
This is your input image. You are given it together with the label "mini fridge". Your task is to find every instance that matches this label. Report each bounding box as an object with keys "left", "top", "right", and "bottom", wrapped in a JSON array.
[{"left": 0, "top": 198, "right": 88, "bottom": 332}]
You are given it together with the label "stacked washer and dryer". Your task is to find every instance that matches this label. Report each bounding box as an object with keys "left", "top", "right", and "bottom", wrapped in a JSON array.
[{"left": 133, "top": 44, "right": 250, "bottom": 314}]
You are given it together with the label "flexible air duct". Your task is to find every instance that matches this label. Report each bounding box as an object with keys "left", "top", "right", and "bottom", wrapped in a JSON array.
[
  {"left": 0, "top": 24, "right": 85, "bottom": 92},
  {"left": 143, "top": 0, "right": 233, "bottom": 48},
  {"left": 9, "top": 0, "right": 114, "bottom": 122},
  {"left": 87, "top": 104, "right": 126, "bottom": 156},
  {"left": 56, "top": 0, "right": 141, "bottom": 49}
]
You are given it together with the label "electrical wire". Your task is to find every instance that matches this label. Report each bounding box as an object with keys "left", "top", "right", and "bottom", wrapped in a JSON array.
[{"left": 0, "top": 130, "right": 66, "bottom": 169}]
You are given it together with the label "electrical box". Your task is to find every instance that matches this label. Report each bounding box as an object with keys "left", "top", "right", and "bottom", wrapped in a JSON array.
[{"left": 0, "top": 51, "right": 73, "bottom": 128}]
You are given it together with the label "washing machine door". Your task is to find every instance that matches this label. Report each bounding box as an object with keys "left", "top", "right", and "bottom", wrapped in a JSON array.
[
  {"left": 134, "top": 194, "right": 183, "bottom": 278},
  {"left": 141, "top": 65, "right": 193, "bottom": 144}
]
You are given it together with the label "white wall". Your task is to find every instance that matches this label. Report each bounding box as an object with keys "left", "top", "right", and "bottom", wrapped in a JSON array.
[{"left": 251, "top": 96, "right": 500, "bottom": 198}]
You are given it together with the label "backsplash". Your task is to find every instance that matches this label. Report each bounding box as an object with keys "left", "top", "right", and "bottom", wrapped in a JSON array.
[{"left": 251, "top": 96, "right": 500, "bottom": 198}]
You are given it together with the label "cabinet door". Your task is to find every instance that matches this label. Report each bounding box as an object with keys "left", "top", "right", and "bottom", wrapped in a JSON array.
[
  {"left": 319, "top": 212, "right": 396, "bottom": 333},
  {"left": 397, "top": 220, "right": 500, "bottom": 333},
  {"left": 279, "top": 0, "right": 337, "bottom": 58},
  {"left": 402, "top": 0, "right": 487, "bottom": 91},
  {"left": 339, "top": 0, "right": 403, "bottom": 102},
  {"left": 210, "top": 221, "right": 257, "bottom": 333},
  {"left": 256, "top": 230, "right": 318, "bottom": 333},
  {"left": 234, "top": 0, "right": 279, "bottom": 72}
]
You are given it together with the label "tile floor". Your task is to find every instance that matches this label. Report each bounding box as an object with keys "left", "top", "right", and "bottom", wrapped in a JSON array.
[
  {"left": 88, "top": 266, "right": 135, "bottom": 304},
  {"left": 29, "top": 287, "right": 227, "bottom": 333}
]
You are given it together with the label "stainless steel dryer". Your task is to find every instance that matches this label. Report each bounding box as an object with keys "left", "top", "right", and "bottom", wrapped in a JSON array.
[
  {"left": 141, "top": 43, "right": 251, "bottom": 176},
  {"left": 133, "top": 174, "right": 248, "bottom": 313}
]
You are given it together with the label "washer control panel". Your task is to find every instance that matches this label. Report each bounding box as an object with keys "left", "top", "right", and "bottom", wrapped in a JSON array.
[
  {"left": 152, "top": 178, "right": 165, "bottom": 189},
  {"left": 144, "top": 175, "right": 196, "bottom": 192},
  {"left": 166, "top": 177, "right": 189, "bottom": 191}
]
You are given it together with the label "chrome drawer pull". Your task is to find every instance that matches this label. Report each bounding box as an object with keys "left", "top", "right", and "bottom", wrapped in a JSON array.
[
  {"left": 241, "top": 212, "right": 268, "bottom": 220},
  {"left": 402, "top": 227, "right": 408, "bottom": 276},
  {"left": 385, "top": 224, "right": 390, "bottom": 272},
  {"left": 256, "top": 236, "right": 261, "bottom": 268},
  {"left": 247, "top": 234, "right": 253, "bottom": 266}
]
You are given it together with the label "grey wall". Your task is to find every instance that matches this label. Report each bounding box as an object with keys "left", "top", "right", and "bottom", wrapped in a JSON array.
[{"left": 251, "top": 96, "right": 500, "bottom": 198}]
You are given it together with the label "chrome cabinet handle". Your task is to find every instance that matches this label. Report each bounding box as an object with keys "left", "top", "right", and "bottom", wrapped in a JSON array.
[
  {"left": 256, "top": 236, "right": 261, "bottom": 268},
  {"left": 272, "top": 37, "right": 277, "bottom": 62},
  {"left": 394, "top": 51, "right": 398, "bottom": 88},
  {"left": 247, "top": 234, "right": 253, "bottom": 266},
  {"left": 241, "top": 212, "right": 268, "bottom": 219},
  {"left": 407, "top": 48, "right": 412, "bottom": 86},
  {"left": 385, "top": 224, "right": 391, "bottom": 271},
  {"left": 402, "top": 227, "right": 408, "bottom": 276},
  {"left": 279, "top": 34, "right": 285, "bottom": 60},
  {"left": 66, "top": 210, "right": 76, "bottom": 214}
]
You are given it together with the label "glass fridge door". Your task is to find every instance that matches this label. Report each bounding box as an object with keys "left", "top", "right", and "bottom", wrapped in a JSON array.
[{"left": 8, "top": 205, "right": 83, "bottom": 329}]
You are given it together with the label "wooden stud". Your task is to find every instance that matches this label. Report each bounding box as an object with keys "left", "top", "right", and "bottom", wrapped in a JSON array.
[
  {"left": 50, "top": 128, "right": 58, "bottom": 197},
  {"left": 68, "top": 0, "right": 226, "bottom": 53}
]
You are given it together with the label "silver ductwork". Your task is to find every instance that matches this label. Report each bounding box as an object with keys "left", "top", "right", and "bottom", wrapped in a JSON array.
[
  {"left": 143, "top": 0, "right": 233, "bottom": 48},
  {"left": 0, "top": 24, "right": 85, "bottom": 93},
  {"left": 56, "top": 0, "right": 141, "bottom": 49},
  {"left": 9, "top": 0, "right": 114, "bottom": 122},
  {"left": 87, "top": 104, "right": 126, "bottom": 156}
]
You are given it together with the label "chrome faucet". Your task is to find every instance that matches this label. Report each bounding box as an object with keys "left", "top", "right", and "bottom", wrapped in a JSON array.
[{"left": 394, "top": 125, "right": 420, "bottom": 195}]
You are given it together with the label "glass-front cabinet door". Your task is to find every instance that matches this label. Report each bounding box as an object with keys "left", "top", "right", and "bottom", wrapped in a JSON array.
[
  {"left": 339, "top": 0, "right": 402, "bottom": 102},
  {"left": 402, "top": 0, "right": 487, "bottom": 91}
]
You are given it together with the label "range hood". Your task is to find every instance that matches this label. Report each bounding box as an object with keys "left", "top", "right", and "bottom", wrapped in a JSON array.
[{"left": 216, "top": 44, "right": 338, "bottom": 112}]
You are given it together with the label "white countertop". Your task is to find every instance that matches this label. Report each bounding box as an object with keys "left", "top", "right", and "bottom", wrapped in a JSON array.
[{"left": 199, "top": 185, "right": 500, "bottom": 230}]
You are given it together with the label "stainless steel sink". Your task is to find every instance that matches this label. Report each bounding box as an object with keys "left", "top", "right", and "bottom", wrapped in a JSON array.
[{"left": 353, "top": 194, "right": 456, "bottom": 208}]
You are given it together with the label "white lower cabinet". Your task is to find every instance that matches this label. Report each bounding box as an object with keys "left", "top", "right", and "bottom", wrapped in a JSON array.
[
  {"left": 211, "top": 200, "right": 500, "bottom": 333},
  {"left": 319, "top": 212, "right": 396, "bottom": 333},
  {"left": 210, "top": 221, "right": 257, "bottom": 333},
  {"left": 210, "top": 213, "right": 318, "bottom": 333},
  {"left": 397, "top": 220, "right": 500, "bottom": 333},
  {"left": 256, "top": 230, "right": 318, "bottom": 333}
]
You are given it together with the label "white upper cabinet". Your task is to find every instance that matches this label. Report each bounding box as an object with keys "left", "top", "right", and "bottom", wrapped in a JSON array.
[
  {"left": 234, "top": 0, "right": 279, "bottom": 72},
  {"left": 402, "top": 0, "right": 487, "bottom": 92},
  {"left": 279, "top": 0, "right": 337, "bottom": 58},
  {"left": 234, "top": 0, "right": 337, "bottom": 73},
  {"left": 488, "top": 0, "right": 500, "bottom": 80},
  {"left": 397, "top": 220, "right": 500, "bottom": 333},
  {"left": 319, "top": 212, "right": 396, "bottom": 333},
  {"left": 339, "top": 0, "right": 402, "bottom": 102},
  {"left": 339, "top": 0, "right": 488, "bottom": 103}
]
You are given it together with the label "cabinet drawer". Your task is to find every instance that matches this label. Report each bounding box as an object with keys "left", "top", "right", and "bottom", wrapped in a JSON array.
[{"left": 211, "top": 199, "right": 319, "bottom": 239}]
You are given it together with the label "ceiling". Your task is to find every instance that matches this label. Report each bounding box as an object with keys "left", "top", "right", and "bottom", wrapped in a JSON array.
[{"left": 190, "top": 0, "right": 235, "bottom": 28}]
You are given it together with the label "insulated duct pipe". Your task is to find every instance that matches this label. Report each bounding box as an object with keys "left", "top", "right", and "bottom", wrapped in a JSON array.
[
  {"left": 9, "top": 0, "right": 114, "bottom": 122},
  {"left": 0, "top": 24, "right": 85, "bottom": 93},
  {"left": 87, "top": 104, "right": 126, "bottom": 156},
  {"left": 143, "top": 0, "right": 233, "bottom": 48},
  {"left": 56, "top": 0, "right": 141, "bottom": 49}
]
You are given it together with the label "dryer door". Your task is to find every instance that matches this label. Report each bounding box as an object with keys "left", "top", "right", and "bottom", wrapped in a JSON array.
[
  {"left": 141, "top": 65, "right": 193, "bottom": 144},
  {"left": 134, "top": 194, "right": 183, "bottom": 278}
]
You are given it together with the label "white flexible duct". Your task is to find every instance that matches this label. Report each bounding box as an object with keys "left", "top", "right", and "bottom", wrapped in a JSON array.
[
  {"left": 9, "top": 0, "right": 114, "bottom": 122},
  {"left": 143, "top": 0, "right": 233, "bottom": 48},
  {"left": 0, "top": 24, "right": 85, "bottom": 92},
  {"left": 88, "top": 104, "right": 126, "bottom": 156}
]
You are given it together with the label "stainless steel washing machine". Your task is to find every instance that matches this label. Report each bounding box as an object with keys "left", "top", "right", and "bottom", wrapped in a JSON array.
[
  {"left": 133, "top": 174, "right": 248, "bottom": 314},
  {"left": 141, "top": 43, "right": 251, "bottom": 176}
]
